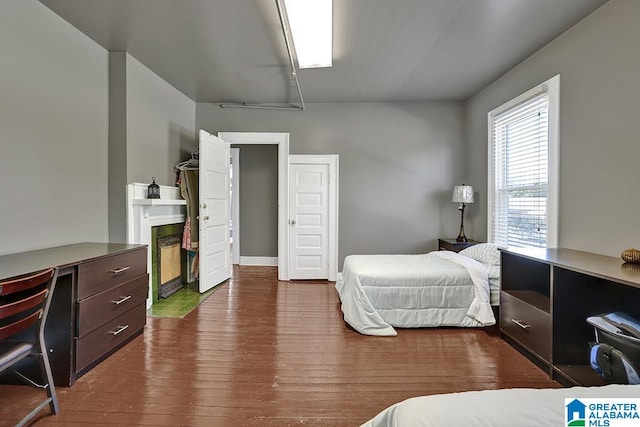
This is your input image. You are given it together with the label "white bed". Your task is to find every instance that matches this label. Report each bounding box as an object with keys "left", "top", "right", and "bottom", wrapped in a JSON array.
[
  {"left": 335, "top": 243, "right": 501, "bottom": 336},
  {"left": 362, "top": 384, "right": 640, "bottom": 427}
]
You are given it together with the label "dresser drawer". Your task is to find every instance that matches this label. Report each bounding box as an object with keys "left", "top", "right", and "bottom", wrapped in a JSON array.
[
  {"left": 77, "top": 274, "right": 148, "bottom": 337},
  {"left": 75, "top": 303, "right": 146, "bottom": 372},
  {"left": 500, "top": 292, "right": 552, "bottom": 362},
  {"left": 77, "top": 248, "right": 146, "bottom": 299}
]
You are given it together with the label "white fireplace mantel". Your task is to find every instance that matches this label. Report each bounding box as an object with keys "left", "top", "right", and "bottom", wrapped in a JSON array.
[{"left": 126, "top": 182, "right": 186, "bottom": 309}]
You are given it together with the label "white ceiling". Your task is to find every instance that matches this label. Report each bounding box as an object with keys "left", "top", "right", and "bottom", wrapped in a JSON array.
[{"left": 40, "top": 0, "right": 608, "bottom": 104}]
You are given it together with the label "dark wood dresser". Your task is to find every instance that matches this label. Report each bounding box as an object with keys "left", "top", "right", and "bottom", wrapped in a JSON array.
[{"left": 0, "top": 242, "right": 148, "bottom": 386}]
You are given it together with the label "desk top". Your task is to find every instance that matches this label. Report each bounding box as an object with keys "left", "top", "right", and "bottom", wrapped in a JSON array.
[
  {"left": 0, "top": 242, "right": 147, "bottom": 280},
  {"left": 500, "top": 247, "right": 640, "bottom": 289}
]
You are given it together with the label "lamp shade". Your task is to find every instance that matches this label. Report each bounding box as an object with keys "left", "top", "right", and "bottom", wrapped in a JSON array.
[{"left": 452, "top": 185, "right": 474, "bottom": 204}]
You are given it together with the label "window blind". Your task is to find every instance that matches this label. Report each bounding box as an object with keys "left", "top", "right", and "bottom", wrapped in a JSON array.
[{"left": 490, "top": 89, "right": 549, "bottom": 248}]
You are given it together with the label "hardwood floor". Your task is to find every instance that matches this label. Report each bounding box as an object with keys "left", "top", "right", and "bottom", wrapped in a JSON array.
[{"left": 1, "top": 266, "right": 560, "bottom": 426}]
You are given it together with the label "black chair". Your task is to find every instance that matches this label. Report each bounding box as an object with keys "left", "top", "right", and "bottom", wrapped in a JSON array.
[{"left": 0, "top": 267, "right": 59, "bottom": 426}]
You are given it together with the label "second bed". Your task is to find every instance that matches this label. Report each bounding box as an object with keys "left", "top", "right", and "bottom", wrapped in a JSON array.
[{"left": 335, "top": 243, "right": 501, "bottom": 336}]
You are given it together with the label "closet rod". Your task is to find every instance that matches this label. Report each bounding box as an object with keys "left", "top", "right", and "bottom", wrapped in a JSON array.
[{"left": 219, "top": 0, "right": 305, "bottom": 111}]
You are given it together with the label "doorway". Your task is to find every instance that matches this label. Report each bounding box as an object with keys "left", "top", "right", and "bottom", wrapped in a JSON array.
[
  {"left": 218, "top": 132, "right": 290, "bottom": 281},
  {"left": 217, "top": 133, "right": 339, "bottom": 282}
]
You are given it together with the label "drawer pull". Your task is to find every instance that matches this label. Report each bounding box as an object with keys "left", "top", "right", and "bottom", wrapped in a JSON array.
[
  {"left": 109, "top": 266, "right": 130, "bottom": 275},
  {"left": 111, "top": 295, "right": 132, "bottom": 305},
  {"left": 108, "top": 324, "right": 129, "bottom": 336},
  {"left": 511, "top": 319, "right": 532, "bottom": 330}
]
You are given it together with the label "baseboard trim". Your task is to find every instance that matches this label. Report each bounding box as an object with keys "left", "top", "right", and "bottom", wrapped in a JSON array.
[{"left": 240, "top": 256, "right": 278, "bottom": 266}]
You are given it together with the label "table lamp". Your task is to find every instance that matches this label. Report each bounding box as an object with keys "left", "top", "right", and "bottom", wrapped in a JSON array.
[{"left": 452, "top": 184, "right": 474, "bottom": 242}]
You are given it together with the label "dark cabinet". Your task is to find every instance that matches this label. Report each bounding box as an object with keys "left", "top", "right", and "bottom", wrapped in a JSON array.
[{"left": 500, "top": 247, "right": 640, "bottom": 386}]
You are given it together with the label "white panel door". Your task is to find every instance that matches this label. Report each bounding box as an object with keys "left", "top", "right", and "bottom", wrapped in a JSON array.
[
  {"left": 289, "top": 163, "right": 329, "bottom": 279},
  {"left": 199, "top": 129, "right": 231, "bottom": 293}
]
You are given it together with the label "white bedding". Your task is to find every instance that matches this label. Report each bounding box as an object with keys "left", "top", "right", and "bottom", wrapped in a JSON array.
[
  {"left": 335, "top": 251, "right": 496, "bottom": 336},
  {"left": 363, "top": 384, "right": 640, "bottom": 427}
]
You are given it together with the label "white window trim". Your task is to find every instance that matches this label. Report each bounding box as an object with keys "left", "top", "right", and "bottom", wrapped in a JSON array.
[{"left": 487, "top": 74, "right": 560, "bottom": 248}]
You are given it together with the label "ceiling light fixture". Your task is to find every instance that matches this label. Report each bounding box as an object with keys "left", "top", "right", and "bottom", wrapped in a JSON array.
[{"left": 283, "top": 0, "right": 333, "bottom": 68}]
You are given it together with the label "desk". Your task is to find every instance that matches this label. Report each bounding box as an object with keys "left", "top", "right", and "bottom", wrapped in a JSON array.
[{"left": 0, "top": 242, "right": 147, "bottom": 386}]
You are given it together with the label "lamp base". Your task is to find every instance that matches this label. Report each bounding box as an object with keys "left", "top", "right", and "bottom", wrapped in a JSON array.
[{"left": 456, "top": 204, "right": 468, "bottom": 242}]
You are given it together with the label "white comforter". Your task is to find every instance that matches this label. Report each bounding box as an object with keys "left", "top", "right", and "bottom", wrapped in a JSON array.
[
  {"left": 363, "top": 384, "right": 639, "bottom": 427},
  {"left": 335, "top": 251, "right": 495, "bottom": 336}
]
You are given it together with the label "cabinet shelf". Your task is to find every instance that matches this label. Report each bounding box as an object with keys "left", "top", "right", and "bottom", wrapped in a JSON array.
[{"left": 503, "top": 290, "right": 550, "bottom": 313}]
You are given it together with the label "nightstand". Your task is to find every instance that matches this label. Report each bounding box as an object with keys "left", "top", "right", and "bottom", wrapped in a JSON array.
[{"left": 438, "top": 238, "right": 480, "bottom": 253}]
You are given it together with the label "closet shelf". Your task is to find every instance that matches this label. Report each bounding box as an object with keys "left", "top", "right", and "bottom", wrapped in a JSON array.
[{"left": 131, "top": 199, "right": 186, "bottom": 206}]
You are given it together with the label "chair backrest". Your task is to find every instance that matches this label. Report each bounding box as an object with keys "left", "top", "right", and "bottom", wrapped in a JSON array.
[{"left": 0, "top": 268, "right": 57, "bottom": 340}]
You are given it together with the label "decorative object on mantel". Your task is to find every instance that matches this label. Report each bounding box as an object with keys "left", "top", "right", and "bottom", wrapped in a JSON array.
[
  {"left": 147, "top": 177, "right": 160, "bottom": 199},
  {"left": 621, "top": 248, "right": 640, "bottom": 264},
  {"left": 452, "top": 184, "right": 474, "bottom": 242}
]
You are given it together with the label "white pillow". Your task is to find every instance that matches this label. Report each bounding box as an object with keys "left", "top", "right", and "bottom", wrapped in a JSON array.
[
  {"left": 459, "top": 243, "right": 500, "bottom": 266},
  {"left": 485, "top": 263, "right": 501, "bottom": 281}
]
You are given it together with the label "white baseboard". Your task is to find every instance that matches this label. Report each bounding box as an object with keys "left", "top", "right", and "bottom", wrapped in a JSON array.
[{"left": 240, "top": 256, "right": 278, "bottom": 266}]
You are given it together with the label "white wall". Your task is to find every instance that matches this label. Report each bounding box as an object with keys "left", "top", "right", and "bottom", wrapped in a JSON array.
[
  {"left": 465, "top": 0, "right": 640, "bottom": 256},
  {"left": 0, "top": 0, "right": 109, "bottom": 255}
]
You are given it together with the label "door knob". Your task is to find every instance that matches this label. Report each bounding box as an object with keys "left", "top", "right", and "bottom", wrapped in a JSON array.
[
  {"left": 290, "top": 219, "right": 296, "bottom": 225},
  {"left": 204, "top": 216, "right": 210, "bottom": 220},
  {"left": 201, "top": 203, "right": 207, "bottom": 208}
]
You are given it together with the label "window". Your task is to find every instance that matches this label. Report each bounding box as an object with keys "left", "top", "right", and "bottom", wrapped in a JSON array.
[{"left": 488, "top": 75, "right": 559, "bottom": 248}]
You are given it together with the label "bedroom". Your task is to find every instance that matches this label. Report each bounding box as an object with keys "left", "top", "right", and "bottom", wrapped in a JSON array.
[{"left": 1, "top": 0, "right": 640, "bottom": 425}]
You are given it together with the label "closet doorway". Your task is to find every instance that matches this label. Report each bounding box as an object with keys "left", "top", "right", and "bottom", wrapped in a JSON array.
[{"left": 218, "top": 132, "right": 290, "bottom": 281}]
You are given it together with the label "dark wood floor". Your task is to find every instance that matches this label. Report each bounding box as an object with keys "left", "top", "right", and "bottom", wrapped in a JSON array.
[{"left": 1, "top": 266, "right": 560, "bottom": 426}]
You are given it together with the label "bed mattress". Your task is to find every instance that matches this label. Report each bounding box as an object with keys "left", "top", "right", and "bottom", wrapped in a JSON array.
[{"left": 336, "top": 251, "right": 495, "bottom": 336}]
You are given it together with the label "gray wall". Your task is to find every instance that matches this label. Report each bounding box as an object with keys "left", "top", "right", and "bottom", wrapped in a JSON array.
[
  {"left": 0, "top": 0, "right": 109, "bottom": 256},
  {"left": 198, "top": 102, "right": 465, "bottom": 267},
  {"left": 108, "top": 52, "right": 197, "bottom": 242},
  {"left": 125, "top": 54, "right": 196, "bottom": 185},
  {"left": 465, "top": 0, "right": 640, "bottom": 257},
  {"left": 231, "top": 144, "right": 278, "bottom": 257},
  {"left": 108, "top": 52, "right": 128, "bottom": 243}
]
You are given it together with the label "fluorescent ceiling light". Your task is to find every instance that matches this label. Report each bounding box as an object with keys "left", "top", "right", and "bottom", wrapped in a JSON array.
[{"left": 283, "top": 0, "right": 332, "bottom": 68}]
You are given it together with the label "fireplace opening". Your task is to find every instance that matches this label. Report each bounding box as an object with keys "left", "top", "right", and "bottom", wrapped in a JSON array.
[
  {"left": 151, "top": 223, "right": 187, "bottom": 302},
  {"left": 157, "top": 234, "right": 183, "bottom": 298}
]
